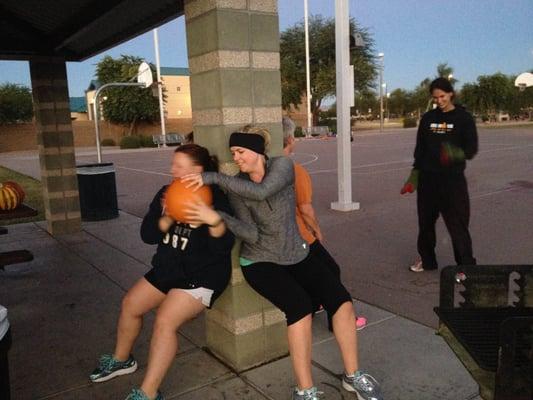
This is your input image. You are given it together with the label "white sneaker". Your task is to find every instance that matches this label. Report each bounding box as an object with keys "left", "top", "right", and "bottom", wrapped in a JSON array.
[{"left": 408, "top": 260, "right": 424, "bottom": 272}]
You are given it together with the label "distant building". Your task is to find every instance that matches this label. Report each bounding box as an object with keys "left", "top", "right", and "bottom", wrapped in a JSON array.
[
  {"left": 85, "top": 67, "right": 192, "bottom": 121},
  {"left": 70, "top": 96, "right": 88, "bottom": 121}
]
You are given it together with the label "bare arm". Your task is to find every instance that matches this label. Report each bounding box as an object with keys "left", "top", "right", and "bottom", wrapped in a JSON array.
[{"left": 298, "top": 203, "right": 323, "bottom": 242}]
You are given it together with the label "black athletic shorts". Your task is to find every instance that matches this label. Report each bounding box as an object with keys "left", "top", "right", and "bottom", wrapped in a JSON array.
[{"left": 241, "top": 251, "right": 352, "bottom": 325}]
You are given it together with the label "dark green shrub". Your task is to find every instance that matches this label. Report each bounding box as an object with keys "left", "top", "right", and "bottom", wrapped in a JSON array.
[
  {"left": 120, "top": 135, "right": 141, "bottom": 149},
  {"left": 100, "top": 138, "right": 116, "bottom": 146},
  {"left": 481, "top": 115, "right": 489, "bottom": 122},
  {"left": 318, "top": 117, "right": 337, "bottom": 134},
  {"left": 403, "top": 117, "right": 417, "bottom": 128},
  {"left": 294, "top": 126, "right": 304, "bottom": 138},
  {"left": 140, "top": 135, "right": 157, "bottom": 148}
]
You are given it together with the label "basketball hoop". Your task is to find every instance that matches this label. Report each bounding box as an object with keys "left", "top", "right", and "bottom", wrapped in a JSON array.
[
  {"left": 514, "top": 72, "right": 533, "bottom": 91},
  {"left": 137, "top": 62, "right": 153, "bottom": 88}
]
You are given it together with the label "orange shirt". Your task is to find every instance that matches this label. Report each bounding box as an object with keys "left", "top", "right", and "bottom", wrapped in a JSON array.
[{"left": 294, "top": 162, "right": 316, "bottom": 244}]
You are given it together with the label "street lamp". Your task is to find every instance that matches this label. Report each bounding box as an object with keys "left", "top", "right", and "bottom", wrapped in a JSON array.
[
  {"left": 304, "top": 0, "right": 312, "bottom": 136},
  {"left": 381, "top": 82, "right": 387, "bottom": 122},
  {"left": 377, "top": 53, "right": 384, "bottom": 132},
  {"left": 153, "top": 28, "right": 166, "bottom": 146},
  {"left": 386, "top": 91, "right": 390, "bottom": 120}
]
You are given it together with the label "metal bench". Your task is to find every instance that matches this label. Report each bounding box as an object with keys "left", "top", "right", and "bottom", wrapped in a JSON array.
[
  {"left": 152, "top": 133, "right": 184, "bottom": 147},
  {"left": 434, "top": 265, "right": 533, "bottom": 400},
  {"left": 302, "top": 126, "right": 331, "bottom": 137}
]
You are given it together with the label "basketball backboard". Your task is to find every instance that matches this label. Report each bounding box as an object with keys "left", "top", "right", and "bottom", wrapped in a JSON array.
[
  {"left": 514, "top": 72, "right": 533, "bottom": 91},
  {"left": 137, "top": 62, "right": 153, "bottom": 88}
]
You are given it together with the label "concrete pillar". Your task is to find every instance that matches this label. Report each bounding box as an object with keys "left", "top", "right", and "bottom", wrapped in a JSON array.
[
  {"left": 184, "top": 0, "right": 287, "bottom": 371},
  {"left": 29, "top": 58, "right": 81, "bottom": 235}
]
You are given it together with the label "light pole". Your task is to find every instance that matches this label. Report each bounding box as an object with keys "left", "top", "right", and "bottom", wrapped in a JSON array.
[
  {"left": 304, "top": 0, "right": 312, "bottom": 136},
  {"left": 378, "top": 52, "right": 384, "bottom": 132},
  {"left": 386, "top": 91, "right": 390, "bottom": 120},
  {"left": 153, "top": 28, "right": 166, "bottom": 146}
]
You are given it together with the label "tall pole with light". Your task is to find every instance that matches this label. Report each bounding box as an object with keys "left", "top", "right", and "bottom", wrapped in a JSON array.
[
  {"left": 378, "top": 52, "right": 384, "bottom": 132},
  {"left": 153, "top": 28, "right": 166, "bottom": 146},
  {"left": 331, "top": 0, "right": 359, "bottom": 212},
  {"left": 304, "top": 0, "right": 312, "bottom": 136},
  {"left": 386, "top": 90, "right": 390, "bottom": 120}
]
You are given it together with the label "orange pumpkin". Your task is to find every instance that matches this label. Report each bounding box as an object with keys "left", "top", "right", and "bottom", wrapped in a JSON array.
[
  {"left": 164, "top": 179, "right": 212, "bottom": 223},
  {"left": 3, "top": 181, "right": 25, "bottom": 203},
  {"left": 0, "top": 183, "right": 21, "bottom": 210}
]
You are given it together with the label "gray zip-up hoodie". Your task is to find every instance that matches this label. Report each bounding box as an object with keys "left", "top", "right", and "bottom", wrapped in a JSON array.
[{"left": 202, "top": 156, "right": 309, "bottom": 265}]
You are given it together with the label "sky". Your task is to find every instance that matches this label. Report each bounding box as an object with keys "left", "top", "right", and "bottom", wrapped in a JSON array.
[{"left": 0, "top": 0, "right": 532, "bottom": 97}]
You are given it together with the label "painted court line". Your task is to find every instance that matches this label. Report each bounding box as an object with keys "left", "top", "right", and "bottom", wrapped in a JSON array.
[
  {"left": 115, "top": 165, "right": 172, "bottom": 176},
  {"left": 471, "top": 187, "right": 516, "bottom": 199}
]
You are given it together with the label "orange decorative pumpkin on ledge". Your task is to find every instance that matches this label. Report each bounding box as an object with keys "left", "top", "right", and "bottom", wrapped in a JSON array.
[{"left": 0, "top": 181, "right": 25, "bottom": 211}]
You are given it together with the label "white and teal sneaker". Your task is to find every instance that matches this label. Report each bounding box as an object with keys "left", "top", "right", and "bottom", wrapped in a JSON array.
[
  {"left": 89, "top": 354, "right": 137, "bottom": 383},
  {"left": 342, "top": 371, "right": 383, "bottom": 400},
  {"left": 125, "top": 388, "right": 164, "bottom": 400},
  {"left": 292, "top": 386, "right": 323, "bottom": 400}
]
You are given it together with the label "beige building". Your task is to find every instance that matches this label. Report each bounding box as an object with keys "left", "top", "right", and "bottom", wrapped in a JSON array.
[{"left": 85, "top": 67, "right": 192, "bottom": 120}]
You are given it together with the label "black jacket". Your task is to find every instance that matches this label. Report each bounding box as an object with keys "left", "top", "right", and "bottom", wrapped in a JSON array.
[
  {"left": 413, "top": 106, "right": 478, "bottom": 174},
  {"left": 140, "top": 184, "right": 234, "bottom": 298}
]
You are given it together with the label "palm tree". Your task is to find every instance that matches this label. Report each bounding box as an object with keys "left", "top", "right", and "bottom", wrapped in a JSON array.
[{"left": 436, "top": 63, "right": 457, "bottom": 85}]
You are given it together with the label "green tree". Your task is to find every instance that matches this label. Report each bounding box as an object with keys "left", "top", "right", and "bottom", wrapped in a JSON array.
[
  {"left": 476, "top": 73, "right": 512, "bottom": 115},
  {"left": 280, "top": 16, "right": 377, "bottom": 125},
  {"left": 95, "top": 55, "right": 160, "bottom": 135},
  {"left": 459, "top": 72, "right": 533, "bottom": 118},
  {"left": 354, "top": 89, "right": 378, "bottom": 118},
  {"left": 388, "top": 88, "right": 410, "bottom": 117},
  {"left": 458, "top": 82, "right": 481, "bottom": 114},
  {"left": 0, "top": 83, "right": 33, "bottom": 124}
]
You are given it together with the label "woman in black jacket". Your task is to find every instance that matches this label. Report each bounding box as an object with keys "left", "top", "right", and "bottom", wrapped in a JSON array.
[
  {"left": 89, "top": 144, "right": 234, "bottom": 400},
  {"left": 401, "top": 77, "right": 478, "bottom": 272}
]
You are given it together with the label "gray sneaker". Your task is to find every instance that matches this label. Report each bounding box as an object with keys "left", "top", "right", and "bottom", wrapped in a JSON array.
[
  {"left": 342, "top": 372, "right": 383, "bottom": 400},
  {"left": 125, "top": 388, "right": 164, "bottom": 400},
  {"left": 90, "top": 354, "right": 137, "bottom": 382},
  {"left": 292, "top": 386, "right": 323, "bottom": 400}
]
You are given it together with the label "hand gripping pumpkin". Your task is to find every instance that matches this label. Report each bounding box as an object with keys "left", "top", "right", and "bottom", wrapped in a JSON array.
[
  {"left": 163, "top": 179, "right": 212, "bottom": 223},
  {"left": 0, "top": 181, "right": 25, "bottom": 211}
]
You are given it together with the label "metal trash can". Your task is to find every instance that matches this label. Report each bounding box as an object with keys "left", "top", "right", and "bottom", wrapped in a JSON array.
[
  {"left": 76, "top": 163, "right": 119, "bottom": 221},
  {"left": 0, "top": 305, "right": 11, "bottom": 400}
]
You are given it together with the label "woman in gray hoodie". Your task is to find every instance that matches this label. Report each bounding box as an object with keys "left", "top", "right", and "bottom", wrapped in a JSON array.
[{"left": 183, "top": 126, "right": 382, "bottom": 400}]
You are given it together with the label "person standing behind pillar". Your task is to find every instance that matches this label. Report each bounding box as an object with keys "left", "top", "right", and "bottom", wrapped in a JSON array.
[
  {"left": 401, "top": 77, "right": 478, "bottom": 272},
  {"left": 182, "top": 126, "right": 382, "bottom": 400},
  {"left": 282, "top": 117, "right": 366, "bottom": 331}
]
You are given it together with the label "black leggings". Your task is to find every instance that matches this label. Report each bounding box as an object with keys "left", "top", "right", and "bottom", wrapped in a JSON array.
[{"left": 242, "top": 251, "right": 352, "bottom": 325}]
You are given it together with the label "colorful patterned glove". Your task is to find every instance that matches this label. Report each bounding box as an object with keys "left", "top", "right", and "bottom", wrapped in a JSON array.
[
  {"left": 440, "top": 142, "right": 465, "bottom": 166},
  {"left": 400, "top": 169, "right": 419, "bottom": 194}
]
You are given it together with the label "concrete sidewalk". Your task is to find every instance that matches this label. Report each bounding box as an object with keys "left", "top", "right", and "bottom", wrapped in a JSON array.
[{"left": 0, "top": 212, "right": 481, "bottom": 400}]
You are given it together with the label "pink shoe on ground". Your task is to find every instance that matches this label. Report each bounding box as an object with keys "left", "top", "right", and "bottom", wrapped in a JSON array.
[{"left": 356, "top": 316, "right": 367, "bottom": 331}]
